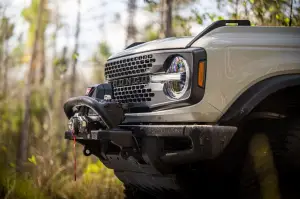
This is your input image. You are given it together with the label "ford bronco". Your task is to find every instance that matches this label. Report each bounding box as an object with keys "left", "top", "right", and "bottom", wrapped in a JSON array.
[{"left": 63, "top": 20, "right": 300, "bottom": 199}]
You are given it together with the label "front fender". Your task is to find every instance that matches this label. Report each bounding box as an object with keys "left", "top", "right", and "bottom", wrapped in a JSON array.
[{"left": 219, "top": 74, "right": 300, "bottom": 124}]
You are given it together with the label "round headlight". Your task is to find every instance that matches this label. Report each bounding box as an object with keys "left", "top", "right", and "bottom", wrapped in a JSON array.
[{"left": 164, "top": 56, "right": 190, "bottom": 99}]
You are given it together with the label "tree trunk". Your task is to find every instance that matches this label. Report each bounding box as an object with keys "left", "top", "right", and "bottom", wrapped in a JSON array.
[
  {"left": 0, "top": 18, "right": 7, "bottom": 97},
  {"left": 164, "top": 0, "right": 173, "bottom": 37},
  {"left": 49, "top": 0, "right": 59, "bottom": 109},
  {"left": 244, "top": 1, "right": 249, "bottom": 18},
  {"left": 62, "top": 0, "right": 81, "bottom": 165},
  {"left": 69, "top": 0, "right": 81, "bottom": 98},
  {"left": 159, "top": 0, "right": 165, "bottom": 38},
  {"left": 125, "top": 0, "right": 137, "bottom": 46},
  {"left": 16, "top": 0, "right": 45, "bottom": 173},
  {"left": 39, "top": 34, "right": 46, "bottom": 84},
  {"left": 235, "top": 0, "right": 239, "bottom": 19},
  {"left": 2, "top": 40, "right": 8, "bottom": 97},
  {"left": 58, "top": 47, "right": 68, "bottom": 152},
  {"left": 289, "top": 0, "right": 294, "bottom": 26},
  {"left": 34, "top": 0, "right": 47, "bottom": 85}
]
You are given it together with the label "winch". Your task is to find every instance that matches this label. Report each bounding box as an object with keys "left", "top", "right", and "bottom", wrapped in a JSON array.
[{"left": 64, "top": 83, "right": 135, "bottom": 158}]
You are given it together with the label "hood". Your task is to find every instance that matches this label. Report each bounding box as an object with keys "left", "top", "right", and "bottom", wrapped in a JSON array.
[{"left": 108, "top": 36, "right": 194, "bottom": 60}]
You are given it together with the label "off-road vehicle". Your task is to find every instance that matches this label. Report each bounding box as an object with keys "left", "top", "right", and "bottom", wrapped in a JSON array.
[{"left": 63, "top": 20, "right": 300, "bottom": 199}]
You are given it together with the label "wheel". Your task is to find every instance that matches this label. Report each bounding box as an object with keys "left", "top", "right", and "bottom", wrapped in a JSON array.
[
  {"left": 124, "top": 185, "right": 152, "bottom": 199},
  {"left": 175, "top": 117, "right": 300, "bottom": 199},
  {"left": 124, "top": 184, "right": 184, "bottom": 199},
  {"left": 175, "top": 160, "right": 242, "bottom": 199},
  {"left": 239, "top": 117, "right": 300, "bottom": 199}
]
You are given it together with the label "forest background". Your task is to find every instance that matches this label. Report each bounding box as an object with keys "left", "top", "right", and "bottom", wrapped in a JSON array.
[{"left": 0, "top": 0, "right": 299, "bottom": 198}]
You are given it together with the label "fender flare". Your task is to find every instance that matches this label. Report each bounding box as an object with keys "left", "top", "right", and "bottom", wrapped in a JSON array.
[{"left": 219, "top": 74, "right": 300, "bottom": 124}]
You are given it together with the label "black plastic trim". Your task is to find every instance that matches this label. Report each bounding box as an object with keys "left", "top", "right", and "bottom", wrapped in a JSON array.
[
  {"left": 190, "top": 49, "right": 207, "bottom": 104},
  {"left": 185, "top": 20, "right": 251, "bottom": 48},
  {"left": 219, "top": 74, "right": 300, "bottom": 124},
  {"left": 125, "top": 42, "right": 145, "bottom": 49}
]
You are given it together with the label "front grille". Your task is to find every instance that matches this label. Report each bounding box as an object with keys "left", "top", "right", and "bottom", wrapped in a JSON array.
[
  {"left": 104, "top": 54, "right": 155, "bottom": 79},
  {"left": 114, "top": 83, "right": 155, "bottom": 103},
  {"left": 105, "top": 54, "right": 156, "bottom": 104}
]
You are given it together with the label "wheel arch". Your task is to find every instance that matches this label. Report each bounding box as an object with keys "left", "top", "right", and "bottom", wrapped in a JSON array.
[{"left": 219, "top": 74, "right": 300, "bottom": 124}]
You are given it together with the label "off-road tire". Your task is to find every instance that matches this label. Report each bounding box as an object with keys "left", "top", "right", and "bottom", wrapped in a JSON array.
[
  {"left": 239, "top": 117, "right": 300, "bottom": 199},
  {"left": 124, "top": 185, "right": 183, "bottom": 199},
  {"left": 175, "top": 117, "right": 300, "bottom": 199},
  {"left": 124, "top": 185, "right": 152, "bottom": 199}
]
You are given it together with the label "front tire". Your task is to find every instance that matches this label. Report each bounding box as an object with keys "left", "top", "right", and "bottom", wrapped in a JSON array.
[
  {"left": 175, "top": 117, "right": 300, "bottom": 199},
  {"left": 124, "top": 184, "right": 183, "bottom": 199},
  {"left": 239, "top": 117, "right": 300, "bottom": 199},
  {"left": 124, "top": 185, "right": 152, "bottom": 199}
]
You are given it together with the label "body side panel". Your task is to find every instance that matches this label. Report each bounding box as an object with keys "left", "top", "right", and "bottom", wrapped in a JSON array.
[{"left": 192, "top": 26, "right": 300, "bottom": 121}]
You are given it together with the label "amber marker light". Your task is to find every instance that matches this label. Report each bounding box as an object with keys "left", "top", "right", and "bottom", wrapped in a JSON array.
[{"left": 198, "top": 61, "right": 205, "bottom": 87}]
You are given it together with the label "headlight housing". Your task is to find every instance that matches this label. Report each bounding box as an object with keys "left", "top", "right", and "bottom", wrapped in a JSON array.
[{"left": 163, "top": 56, "right": 190, "bottom": 99}]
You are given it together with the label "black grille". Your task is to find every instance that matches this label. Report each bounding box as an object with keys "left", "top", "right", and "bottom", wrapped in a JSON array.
[
  {"left": 105, "top": 54, "right": 156, "bottom": 104},
  {"left": 104, "top": 54, "right": 155, "bottom": 79},
  {"left": 114, "top": 83, "right": 155, "bottom": 104}
]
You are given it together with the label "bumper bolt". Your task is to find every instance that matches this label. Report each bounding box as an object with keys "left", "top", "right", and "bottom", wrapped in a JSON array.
[{"left": 83, "top": 147, "right": 92, "bottom": 156}]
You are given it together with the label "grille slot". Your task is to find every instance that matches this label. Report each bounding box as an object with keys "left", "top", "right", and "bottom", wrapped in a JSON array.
[
  {"left": 105, "top": 54, "right": 155, "bottom": 79},
  {"left": 113, "top": 84, "right": 155, "bottom": 104}
]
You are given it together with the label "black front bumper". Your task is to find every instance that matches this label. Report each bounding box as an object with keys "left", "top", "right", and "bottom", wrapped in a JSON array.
[{"left": 65, "top": 124, "right": 237, "bottom": 191}]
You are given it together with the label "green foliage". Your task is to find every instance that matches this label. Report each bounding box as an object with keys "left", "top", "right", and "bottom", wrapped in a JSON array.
[
  {"left": 143, "top": 24, "right": 160, "bottom": 41},
  {"left": 172, "top": 15, "right": 193, "bottom": 36},
  {"left": 53, "top": 57, "right": 67, "bottom": 74},
  {"left": 143, "top": 0, "right": 202, "bottom": 39},
  {"left": 144, "top": 1, "right": 158, "bottom": 12},
  {"left": 53, "top": 48, "right": 69, "bottom": 79},
  {"left": 0, "top": 17, "right": 14, "bottom": 41},
  {"left": 0, "top": 16, "right": 15, "bottom": 63},
  {"left": 193, "top": 11, "right": 225, "bottom": 24},
  {"left": 0, "top": 83, "right": 124, "bottom": 199},
  {"left": 28, "top": 155, "right": 37, "bottom": 166},
  {"left": 92, "top": 41, "right": 111, "bottom": 64},
  {"left": 72, "top": 52, "right": 79, "bottom": 60},
  {"left": 11, "top": 43, "right": 25, "bottom": 65},
  {"left": 0, "top": 148, "right": 50, "bottom": 199},
  {"left": 192, "top": 9, "right": 204, "bottom": 24},
  {"left": 216, "top": 0, "right": 300, "bottom": 26},
  {"left": 85, "top": 162, "right": 102, "bottom": 173},
  {"left": 99, "top": 42, "right": 111, "bottom": 60},
  {"left": 0, "top": 167, "right": 51, "bottom": 199},
  {"left": 91, "top": 41, "right": 111, "bottom": 82}
]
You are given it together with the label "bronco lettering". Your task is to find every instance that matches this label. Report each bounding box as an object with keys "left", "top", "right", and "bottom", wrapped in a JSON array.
[{"left": 113, "top": 75, "right": 149, "bottom": 87}]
